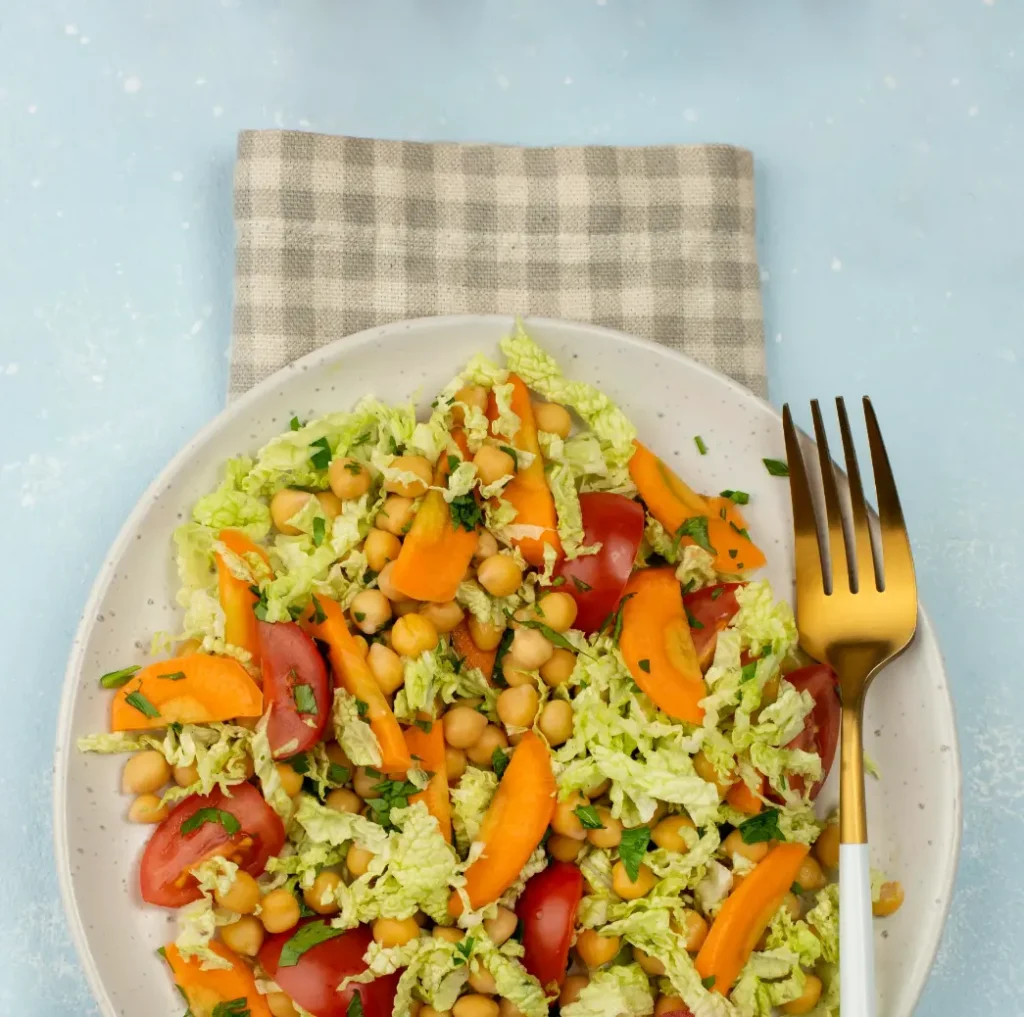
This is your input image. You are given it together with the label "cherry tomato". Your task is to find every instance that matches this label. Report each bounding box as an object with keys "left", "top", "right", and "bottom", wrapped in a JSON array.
[
  {"left": 682, "top": 583, "right": 743, "bottom": 670},
  {"left": 783, "top": 664, "right": 841, "bottom": 799},
  {"left": 552, "top": 493, "right": 645, "bottom": 633},
  {"left": 140, "top": 783, "right": 285, "bottom": 907},
  {"left": 259, "top": 920, "right": 400, "bottom": 1017},
  {"left": 516, "top": 860, "right": 584, "bottom": 991},
  {"left": 257, "top": 620, "right": 331, "bottom": 758}
]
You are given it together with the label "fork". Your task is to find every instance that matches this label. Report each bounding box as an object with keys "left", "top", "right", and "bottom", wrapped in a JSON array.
[{"left": 781, "top": 397, "right": 918, "bottom": 1017}]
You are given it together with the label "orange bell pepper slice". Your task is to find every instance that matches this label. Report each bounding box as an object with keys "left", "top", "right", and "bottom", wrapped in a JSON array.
[
  {"left": 216, "top": 529, "right": 271, "bottom": 658},
  {"left": 486, "top": 374, "right": 562, "bottom": 567},
  {"left": 450, "top": 620, "right": 497, "bottom": 682},
  {"left": 111, "top": 653, "right": 263, "bottom": 732},
  {"left": 695, "top": 842, "right": 810, "bottom": 995},
  {"left": 302, "top": 596, "right": 412, "bottom": 774},
  {"left": 404, "top": 719, "right": 452, "bottom": 843},
  {"left": 628, "top": 442, "right": 765, "bottom": 574},
  {"left": 725, "top": 774, "right": 765, "bottom": 815},
  {"left": 163, "top": 941, "right": 272, "bottom": 1017},
  {"left": 449, "top": 730, "right": 556, "bottom": 913},
  {"left": 618, "top": 568, "right": 707, "bottom": 724}
]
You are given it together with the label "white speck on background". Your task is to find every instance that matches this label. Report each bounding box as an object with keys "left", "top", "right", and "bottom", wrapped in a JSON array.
[
  {"left": 596, "top": 0, "right": 607, "bottom": 5},
  {"left": 90, "top": 374, "right": 103, "bottom": 384},
  {"left": 181, "top": 221, "right": 190, "bottom": 230},
  {"left": 951, "top": 77, "right": 961, "bottom": 86},
  {"left": 496, "top": 75, "right": 510, "bottom": 90},
  {"left": 825, "top": 115, "right": 834, "bottom": 125},
  {"left": 946, "top": 290, "right": 954, "bottom": 299},
  {"left": 123, "top": 76, "right": 142, "bottom": 94},
  {"left": 27, "top": 104, "right": 37, "bottom": 114},
  {"left": 80, "top": 36, "right": 89, "bottom": 45},
  {"left": 30, "top": 179, "right": 41, "bottom": 189},
  {"left": 969, "top": 105, "right": 979, "bottom": 117},
  {"left": 298, "top": 118, "right": 311, "bottom": 128},
  {"left": 775, "top": 333, "right": 783, "bottom": 344},
  {"left": 212, "top": 105, "right": 224, "bottom": 117},
  {"left": 683, "top": 108, "right": 698, "bottom": 122},
  {"left": 64, "top": 24, "right": 78, "bottom": 35},
  {"left": 190, "top": 320, "right": 204, "bottom": 335},
  {"left": 564, "top": 76, "right": 573, "bottom": 85},
  {"left": 3, "top": 363, "right": 19, "bottom": 375},
  {"left": 12, "top": 454, "right": 65, "bottom": 507},
  {"left": 997, "top": 348, "right": 1018, "bottom": 363},
  {"left": 195, "top": 76, "right": 207, "bottom": 86},
  {"left": 171, "top": 171, "right": 184, "bottom": 183},
  {"left": 831, "top": 257, "right": 843, "bottom": 271},
  {"left": 883, "top": 74, "right": 897, "bottom": 89},
  {"left": 760, "top": 269, "right": 770, "bottom": 283},
  {"left": 273, "top": 110, "right": 285, "bottom": 127},
  {"left": 983, "top": 0, "right": 995, "bottom": 6}
]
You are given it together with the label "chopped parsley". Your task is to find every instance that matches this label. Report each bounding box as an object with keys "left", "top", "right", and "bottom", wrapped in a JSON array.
[
  {"left": 671, "top": 516, "right": 715, "bottom": 556},
  {"left": 490, "top": 627, "right": 516, "bottom": 688},
  {"left": 124, "top": 690, "right": 160, "bottom": 719},
  {"left": 454, "top": 936, "right": 475, "bottom": 967},
  {"left": 157, "top": 671, "right": 186, "bottom": 681},
  {"left": 516, "top": 618, "right": 579, "bottom": 654},
  {"left": 737, "top": 808, "right": 784, "bottom": 845},
  {"left": 694, "top": 435, "right": 708, "bottom": 456},
  {"left": 347, "top": 995, "right": 364, "bottom": 1017},
  {"left": 499, "top": 445, "right": 519, "bottom": 469},
  {"left": 292, "top": 684, "right": 317, "bottom": 715},
  {"left": 728, "top": 548, "right": 738, "bottom": 560},
  {"left": 289, "top": 416, "right": 302, "bottom": 431},
  {"left": 449, "top": 492, "right": 484, "bottom": 532},
  {"left": 355, "top": 699, "right": 369, "bottom": 717},
  {"left": 729, "top": 520, "right": 750, "bottom": 540},
  {"left": 740, "top": 661, "right": 758, "bottom": 682},
  {"left": 492, "top": 748, "right": 510, "bottom": 779},
  {"left": 366, "top": 777, "right": 422, "bottom": 830},
  {"left": 638, "top": 659, "right": 651, "bottom": 673},
  {"left": 309, "top": 437, "right": 333, "bottom": 470},
  {"left": 99, "top": 665, "right": 140, "bottom": 689},
  {"left": 248, "top": 584, "right": 270, "bottom": 621},
  {"left": 213, "top": 1001, "right": 250, "bottom": 1017},
  {"left": 617, "top": 826, "right": 650, "bottom": 882},
  {"left": 310, "top": 595, "right": 328, "bottom": 625},
  {"left": 763, "top": 458, "right": 790, "bottom": 477},
  {"left": 279, "top": 920, "right": 347, "bottom": 966},
  {"left": 414, "top": 717, "right": 434, "bottom": 734},
  {"left": 328, "top": 763, "right": 351, "bottom": 785},
  {"left": 720, "top": 489, "right": 750, "bottom": 505},
  {"left": 550, "top": 576, "right": 566, "bottom": 587},
  {"left": 571, "top": 575, "right": 593, "bottom": 592},
  {"left": 312, "top": 516, "right": 327, "bottom": 547},
  {"left": 702, "top": 976, "right": 717, "bottom": 990},
  {"left": 353, "top": 611, "right": 366, "bottom": 622},
  {"left": 574, "top": 805, "right": 605, "bottom": 830},
  {"left": 180, "top": 807, "right": 241, "bottom": 837},
  {"left": 685, "top": 610, "right": 705, "bottom": 630},
  {"left": 344, "top": 460, "right": 364, "bottom": 476}
]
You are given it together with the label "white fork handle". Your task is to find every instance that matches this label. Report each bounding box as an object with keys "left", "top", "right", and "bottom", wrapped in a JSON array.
[{"left": 840, "top": 843, "right": 877, "bottom": 1017}]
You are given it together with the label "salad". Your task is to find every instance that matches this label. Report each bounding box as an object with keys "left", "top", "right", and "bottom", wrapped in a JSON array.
[{"left": 79, "top": 325, "right": 903, "bottom": 1017}]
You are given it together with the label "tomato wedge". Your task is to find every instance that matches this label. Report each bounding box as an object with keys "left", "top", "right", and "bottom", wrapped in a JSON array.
[
  {"left": 517, "top": 861, "right": 583, "bottom": 991},
  {"left": 783, "top": 664, "right": 841, "bottom": 799},
  {"left": 257, "top": 620, "right": 331, "bottom": 759},
  {"left": 164, "top": 941, "right": 272, "bottom": 1017},
  {"left": 259, "top": 920, "right": 400, "bottom": 1017},
  {"left": 682, "top": 582, "right": 743, "bottom": 670},
  {"left": 140, "top": 783, "right": 285, "bottom": 908},
  {"left": 553, "top": 492, "right": 645, "bottom": 633}
]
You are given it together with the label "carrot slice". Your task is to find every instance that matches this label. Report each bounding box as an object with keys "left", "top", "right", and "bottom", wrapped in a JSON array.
[
  {"left": 449, "top": 730, "right": 556, "bottom": 913},
  {"left": 487, "top": 373, "right": 562, "bottom": 567},
  {"left": 725, "top": 775, "right": 765, "bottom": 815},
  {"left": 404, "top": 719, "right": 452, "bottom": 843},
  {"left": 216, "top": 529, "right": 271, "bottom": 657},
  {"left": 629, "top": 442, "right": 766, "bottom": 574},
  {"left": 110, "top": 654, "right": 263, "bottom": 732},
  {"left": 619, "top": 568, "right": 706, "bottom": 724},
  {"left": 450, "top": 620, "right": 497, "bottom": 682},
  {"left": 164, "top": 941, "right": 272, "bottom": 1017},
  {"left": 695, "top": 842, "right": 810, "bottom": 994},
  {"left": 302, "top": 596, "right": 412, "bottom": 774}
]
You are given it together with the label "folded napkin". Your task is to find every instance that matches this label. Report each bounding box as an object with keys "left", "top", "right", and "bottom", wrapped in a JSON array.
[{"left": 231, "top": 131, "right": 765, "bottom": 399}]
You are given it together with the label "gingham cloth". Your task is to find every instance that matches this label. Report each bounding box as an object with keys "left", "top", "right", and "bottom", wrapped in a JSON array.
[{"left": 231, "top": 131, "right": 765, "bottom": 399}]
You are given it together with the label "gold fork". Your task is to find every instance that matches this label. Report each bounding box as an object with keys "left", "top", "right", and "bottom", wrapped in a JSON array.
[{"left": 782, "top": 397, "right": 918, "bottom": 1017}]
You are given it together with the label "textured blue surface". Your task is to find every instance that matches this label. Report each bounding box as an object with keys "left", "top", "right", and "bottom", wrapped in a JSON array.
[{"left": 1, "top": 1, "right": 1022, "bottom": 1014}]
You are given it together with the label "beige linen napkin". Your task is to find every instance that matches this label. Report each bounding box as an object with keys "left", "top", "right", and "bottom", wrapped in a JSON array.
[{"left": 231, "top": 131, "right": 765, "bottom": 399}]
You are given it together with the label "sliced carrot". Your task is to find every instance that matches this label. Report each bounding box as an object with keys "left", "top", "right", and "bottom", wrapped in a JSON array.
[
  {"left": 404, "top": 719, "right": 452, "bottom": 843},
  {"left": 619, "top": 568, "right": 706, "bottom": 724},
  {"left": 629, "top": 441, "right": 766, "bottom": 574},
  {"left": 486, "top": 373, "right": 562, "bottom": 567},
  {"left": 725, "top": 775, "right": 765, "bottom": 816},
  {"left": 216, "top": 529, "right": 271, "bottom": 658},
  {"left": 302, "top": 596, "right": 412, "bottom": 774},
  {"left": 111, "top": 654, "right": 263, "bottom": 732},
  {"left": 695, "top": 842, "right": 810, "bottom": 994},
  {"left": 164, "top": 941, "right": 272, "bottom": 1017},
  {"left": 450, "top": 620, "right": 497, "bottom": 682},
  {"left": 449, "top": 730, "right": 555, "bottom": 914}
]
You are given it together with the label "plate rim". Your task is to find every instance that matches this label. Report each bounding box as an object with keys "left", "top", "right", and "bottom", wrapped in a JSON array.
[{"left": 52, "top": 312, "right": 963, "bottom": 1017}]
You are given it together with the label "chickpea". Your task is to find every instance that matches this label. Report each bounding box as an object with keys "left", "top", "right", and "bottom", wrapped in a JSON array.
[
  {"left": 796, "top": 855, "right": 827, "bottom": 893},
  {"left": 781, "top": 974, "right": 823, "bottom": 1015},
  {"left": 367, "top": 643, "right": 405, "bottom": 696},
  {"left": 677, "top": 909, "right": 709, "bottom": 953},
  {"left": 443, "top": 706, "right": 489, "bottom": 748},
  {"left": 326, "top": 788, "right": 363, "bottom": 814},
  {"left": 552, "top": 791, "right": 590, "bottom": 840},
  {"left": 483, "top": 906, "right": 517, "bottom": 947},
  {"left": 304, "top": 871, "right": 342, "bottom": 915},
  {"left": 693, "top": 749, "right": 734, "bottom": 797},
  {"left": 421, "top": 1009, "right": 451, "bottom": 1017},
  {"left": 128, "top": 794, "right": 168, "bottom": 824},
  {"left": 648, "top": 801, "right": 669, "bottom": 827},
  {"left": 655, "top": 998, "right": 686, "bottom": 1017},
  {"left": 498, "top": 1000, "right": 524, "bottom": 1017},
  {"left": 584, "top": 778, "right": 611, "bottom": 799},
  {"left": 632, "top": 946, "right": 665, "bottom": 976},
  {"left": 220, "top": 914, "right": 265, "bottom": 956},
  {"left": 507, "top": 628, "right": 554, "bottom": 671},
  {"left": 814, "top": 821, "right": 840, "bottom": 871},
  {"left": 392, "top": 614, "right": 439, "bottom": 658},
  {"left": 477, "top": 555, "right": 524, "bottom": 598},
  {"left": 466, "top": 725, "right": 509, "bottom": 767},
  {"left": 214, "top": 870, "right": 261, "bottom": 914},
  {"left": 723, "top": 829, "right": 770, "bottom": 865},
  {"left": 560, "top": 975, "right": 589, "bottom": 1007},
  {"left": 538, "top": 648, "right": 576, "bottom": 687},
  {"left": 172, "top": 762, "right": 199, "bottom": 788},
  {"left": 452, "top": 996, "right": 499, "bottom": 1017},
  {"left": 325, "top": 741, "right": 352, "bottom": 770},
  {"left": 502, "top": 664, "right": 535, "bottom": 688},
  {"left": 328, "top": 456, "right": 372, "bottom": 500},
  {"left": 612, "top": 861, "right": 656, "bottom": 900},
  {"left": 473, "top": 530, "right": 499, "bottom": 562},
  {"left": 375, "top": 561, "right": 404, "bottom": 601},
  {"left": 376, "top": 495, "right": 417, "bottom": 537},
  {"left": 474, "top": 445, "right": 516, "bottom": 487},
  {"left": 394, "top": 598, "right": 421, "bottom": 618},
  {"left": 575, "top": 929, "right": 620, "bottom": 969},
  {"left": 266, "top": 993, "right": 300, "bottom": 1017},
  {"left": 433, "top": 926, "right": 465, "bottom": 943},
  {"left": 780, "top": 892, "right": 801, "bottom": 920},
  {"left": 364, "top": 528, "right": 401, "bottom": 574},
  {"left": 373, "top": 916, "right": 420, "bottom": 948},
  {"left": 354, "top": 766, "right": 383, "bottom": 799},
  {"left": 467, "top": 615, "right": 506, "bottom": 651},
  {"left": 270, "top": 489, "right": 314, "bottom": 535},
  {"left": 651, "top": 814, "right": 696, "bottom": 853},
  {"left": 587, "top": 807, "right": 622, "bottom": 849},
  {"left": 346, "top": 589, "right": 390, "bottom": 635},
  {"left": 533, "top": 401, "right": 572, "bottom": 439},
  {"left": 316, "top": 491, "right": 343, "bottom": 519},
  {"left": 419, "top": 600, "right": 465, "bottom": 634},
  {"left": 534, "top": 592, "right": 578, "bottom": 633},
  {"left": 275, "top": 762, "right": 304, "bottom": 797},
  {"left": 497, "top": 685, "right": 540, "bottom": 729},
  {"left": 873, "top": 880, "right": 905, "bottom": 917},
  {"left": 122, "top": 751, "right": 171, "bottom": 795},
  {"left": 346, "top": 844, "right": 374, "bottom": 878},
  {"left": 468, "top": 965, "right": 498, "bottom": 994},
  {"left": 384, "top": 455, "right": 433, "bottom": 498},
  {"left": 353, "top": 634, "right": 369, "bottom": 657},
  {"left": 260, "top": 889, "right": 301, "bottom": 933},
  {"left": 445, "top": 746, "right": 468, "bottom": 782},
  {"left": 548, "top": 834, "right": 585, "bottom": 863},
  {"left": 454, "top": 385, "right": 489, "bottom": 420},
  {"left": 538, "top": 699, "right": 574, "bottom": 746}
]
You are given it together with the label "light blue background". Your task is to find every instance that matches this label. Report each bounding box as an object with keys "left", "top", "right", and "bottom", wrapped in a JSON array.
[{"left": 1, "top": 1, "right": 1021, "bottom": 1014}]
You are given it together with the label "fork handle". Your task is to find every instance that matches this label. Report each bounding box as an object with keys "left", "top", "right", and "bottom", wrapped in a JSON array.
[{"left": 840, "top": 843, "right": 877, "bottom": 1015}]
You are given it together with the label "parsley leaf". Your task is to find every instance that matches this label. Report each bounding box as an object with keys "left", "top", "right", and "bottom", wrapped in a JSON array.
[
  {"left": 344, "top": 460, "right": 364, "bottom": 476},
  {"left": 157, "top": 671, "right": 186, "bottom": 681},
  {"left": 574, "top": 805, "right": 605, "bottom": 830},
  {"left": 490, "top": 627, "right": 516, "bottom": 689},
  {"left": 694, "top": 435, "right": 708, "bottom": 456},
  {"left": 720, "top": 489, "right": 750, "bottom": 505},
  {"left": 310, "top": 595, "right": 327, "bottom": 625},
  {"left": 289, "top": 416, "right": 302, "bottom": 431},
  {"left": 279, "top": 920, "right": 347, "bottom": 966},
  {"left": 328, "top": 763, "right": 351, "bottom": 785},
  {"left": 737, "top": 808, "right": 784, "bottom": 844},
  {"left": 414, "top": 717, "right": 434, "bottom": 734},
  {"left": 671, "top": 516, "right": 715, "bottom": 556},
  {"left": 309, "top": 437, "right": 333, "bottom": 471},
  {"left": 492, "top": 748, "right": 510, "bottom": 779},
  {"left": 618, "top": 826, "right": 650, "bottom": 882},
  {"left": 763, "top": 458, "right": 789, "bottom": 477},
  {"left": 550, "top": 576, "right": 566, "bottom": 587},
  {"left": 312, "top": 516, "right": 327, "bottom": 547},
  {"left": 728, "top": 548, "right": 738, "bottom": 560},
  {"left": 454, "top": 936, "right": 475, "bottom": 967},
  {"left": 293, "top": 684, "right": 317, "bottom": 715},
  {"left": 355, "top": 699, "right": 369, "bottom": 717},
  {"left": 213, "top": 1000, "right": 250, "bottom": 1017},
  {"left": 740, "top": 661, "right": 758, "bottom": 682},
  {"left": 702, "top": 975, "right": 717, "bottom": 990},
  {"left": 729, "top": 520, "right": 750, "bottom": 540},
  {"left": 287, "top": 753, "right": 311, "bottom": 775},
  {"left": 248, "top": 583, "right": 270, "bottom": 621},
  {"left": 99, "top": 665, "right": 140, "bottom": 689},
  {"left": 124, "top": 690, "right": 160, "bottom": 719},
  {"left": 571, "top": 575, "right": 592, "bottom": 592},
  {"left": 791, "top": 882, "right": 805, "bottom": 895},
  {"left": 685, "top": 610, "right": 704, "bottom": 630},
  {"left": 367, "top": 777, "right": 422, "bottom": 830},
  {"left": 347, "top": 995, "right": 364, "bottom": 1017},
  {"left": 180, "top": 807, "right": 241, "bottom": 837},
  {"left": 449, "top": 493, "right": 483, "bottom": 532},
  {"left": 515, "top": 618, "right": 579, "bottom": 654},
  {"left": 638, "top": 659, "right": 651, "bottom": 673},
  {"left": 499, "top": 445, "right": 519, "bottom": 469}
]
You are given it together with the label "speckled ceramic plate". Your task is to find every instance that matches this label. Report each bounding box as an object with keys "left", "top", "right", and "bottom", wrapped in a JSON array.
[{"left": 54, "top": 315, "right": 961, "bottom": 1017}]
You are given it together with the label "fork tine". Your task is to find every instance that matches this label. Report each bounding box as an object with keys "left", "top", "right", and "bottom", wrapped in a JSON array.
[
  {"left": 810, "top": 400, "right": 851, "bottom": 594},
  {"left": 835, "top": 397, "right": 877, "bottom": 593},
  {"left": 782, "top": 404, "right": 826, "bottom": 594},
  {"left": 863, "top": 397, "right": 917, "bottom": 595}
]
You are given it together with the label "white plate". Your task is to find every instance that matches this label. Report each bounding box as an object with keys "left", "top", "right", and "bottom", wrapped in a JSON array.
[{"left": 54, "top": 314, "right": 961, "bottom": 1017}]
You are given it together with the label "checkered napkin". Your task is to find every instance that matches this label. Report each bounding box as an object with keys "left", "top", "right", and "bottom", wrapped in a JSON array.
[{"left": 230, "top": 131, "right": 765, "bottom": 399}]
